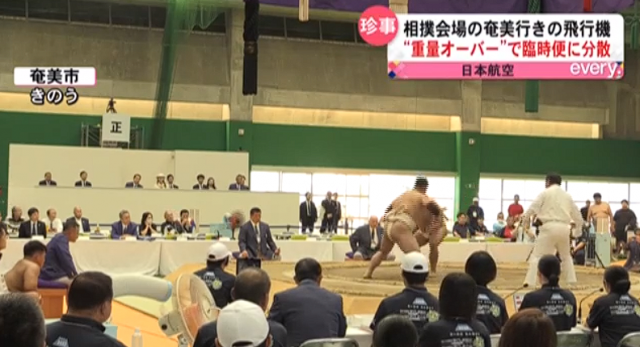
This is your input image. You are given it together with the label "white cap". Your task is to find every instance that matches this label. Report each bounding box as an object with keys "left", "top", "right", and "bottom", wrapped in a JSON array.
[
  {"left": 472, "top": 197, "right": 479, "bottom": 202},
  {"left": 157, "top": 173, "right": 165, "bottom": 177},
  {"left": 207, "top": 242, "right": 231, "bottom": 261},
  {"left": 401, "top": 252, "right": 429, "bottom": 274},
  {"left": 217, "top": 300, "right": 269, "bottom": 347}
]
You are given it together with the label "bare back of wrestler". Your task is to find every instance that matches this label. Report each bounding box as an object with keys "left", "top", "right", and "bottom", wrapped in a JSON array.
[{"left": 364, "top": 190, "right": 445, "bottom": 279}]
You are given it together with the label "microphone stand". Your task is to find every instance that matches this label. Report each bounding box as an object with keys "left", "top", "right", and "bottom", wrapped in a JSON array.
[{"left": 577, "top": 288, "right": 603, "bottom": 325}]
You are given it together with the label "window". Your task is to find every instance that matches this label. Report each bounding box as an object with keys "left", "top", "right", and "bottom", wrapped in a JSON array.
[
  {"left": 346, "top": 175, "right": 368, "bottom": 196},
  {"left": 259, "top": 15, "right": 285, "bottom": 37},
  {"left": 285, "top": 17, "right": 320, "bottom": 39},
  {"left": 312, "top": 173, "right": 346, "bottom": 196},
  {"left": 320, "top": 21, "right": 356, "bottom": 42},
  {"left": 480, "top": 200, "right": 503, "bottom": 230},
  {"left": 110, "top": 3, "right": 149, "bottom": 27},
  {"left": 149, "top": 6, "right": 166, "bottom": 28},
  {"left": 502, "top": 179, "right": 544, "bottom": 200},
  {"left": 0, "top": 0, "right": 26, "bottom": 17},
  {"left": 69, "top": 0, "right": 109, "bottom": 24},
  {"left": 478, "top": 178, "right": 502, "bottom": 200},
  {"left": 281, "top": 172, "right": 311, "bottom": 194},
  {"left": 630, "top": 184, "right": 640, "bottom": 204},
  {"left": 427, "top": 177, "right": 455, "bottom": 199},
  {"left": 568, "top": 181, "right": 630, "bottom": 204},
  {"left": 249, "top": 171, "right": 279, "bottom": 192},
  {"left": 567, "top": 181, "right": 591, "bottom": 202},
  {"left": 28, "top": 0, "right": 68, "bottom": 21},
  {"left": 193, "top": 12, "right": 226, "bottom": 33}
]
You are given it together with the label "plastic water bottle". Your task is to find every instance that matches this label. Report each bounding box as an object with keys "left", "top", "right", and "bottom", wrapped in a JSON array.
[{"left": 132, "top": 328, "right": 143, "bottom": 347}]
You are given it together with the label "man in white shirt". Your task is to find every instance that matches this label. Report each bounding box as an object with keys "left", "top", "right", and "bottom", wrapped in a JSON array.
[
  {"left": 521, "top": 173, "right": 583, "bottom": 287},
  {"left": 41, "top": 208, "right": 63, "bottom": 233}
]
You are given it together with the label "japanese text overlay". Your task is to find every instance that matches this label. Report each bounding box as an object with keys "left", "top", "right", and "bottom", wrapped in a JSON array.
[
  {"left": 14, "top": 67, "right": 97, "bottom": 106},
  {"left": 358, "top": 10, "right": 624, "bottom": 80}
]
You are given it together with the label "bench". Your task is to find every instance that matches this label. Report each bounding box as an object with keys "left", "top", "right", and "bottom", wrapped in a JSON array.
[{"left": 38, "top": 280, "right": 68, "bottom": 319}]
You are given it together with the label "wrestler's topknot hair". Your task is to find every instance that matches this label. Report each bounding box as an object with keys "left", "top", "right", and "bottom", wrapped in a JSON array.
[{"left": 415, "top": 176, "right": 429, "bottom": 189}]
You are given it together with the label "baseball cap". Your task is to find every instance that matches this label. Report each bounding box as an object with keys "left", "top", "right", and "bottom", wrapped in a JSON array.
[
  {"left": 401, "top": 252, "right": 429, "bottom": 274},
  {"left": 217, "top": 300, "right": 269, "bottom": 347},
  {"left": 472, "top": 197, "right": 479, "bottom": 202},
  {"left": 207, "top": 242, "right": 231, "bottom": 262}
]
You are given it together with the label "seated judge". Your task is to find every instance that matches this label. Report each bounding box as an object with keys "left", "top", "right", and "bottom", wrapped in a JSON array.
[
  {"left": 41, "top": 208, "right": 63, "bottom": 233},
  {"left": 229, "top": 174, "right": 249, "bottom": 191},
  {"left": 124, "top": 173, "right": 143, "bottom": 188},
  {"left": 18, "top": 208, "right": 46, "bottom": 239},
  {"left": 238, "top": 207, "right": 280, "bottom": 260},
  {"left": 66, "top": 206, "right": 90, "bottom": 233},
  {"left": 74, "top": 170, "right": 92, "bottom": 187},
  {"left": 350, "top": 216, "right": 395, "bottom": 261},
  {"left": 167, "top": 174, "right": 179, "bottom": 189},
  {"left": 180, "top": 209, "right": 196, "bottom": 233},
  {"left": 193, "top": 174, "right": 208, "bottom": 190},
  {"left": 40, "top": 221, "right": 80, "bottom": 286},
  {"left": 160, "top": 210, "right": 184, "bottom": 234},
  {"left": 5, "top": 240, "right": 47, "bottom": 300},
  {"left": 110, "top": 210, "right": 138, "bottom": 239},
  {"left": 38, "top": 171, "right": 57, "bottom": 186}
]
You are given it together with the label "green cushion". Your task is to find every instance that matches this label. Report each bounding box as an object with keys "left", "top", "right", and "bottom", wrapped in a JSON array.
[{"left": 291, "top": 234, "right": 308, "bottom": 241}]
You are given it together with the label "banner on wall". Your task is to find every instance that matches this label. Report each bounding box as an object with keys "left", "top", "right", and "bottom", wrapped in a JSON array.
[{"left": 101, "top": 113, "right": 131, "bottom": 143}]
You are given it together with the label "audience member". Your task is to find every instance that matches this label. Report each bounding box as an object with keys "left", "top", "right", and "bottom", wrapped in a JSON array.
[
  {"left": 215, "top": 300, "right": 271, "bottom": 347},
  {"left": 5, "top": 241, "right": 47, "bottom": 300},
  {"left": 350, "top": 216, "right": 394, "bottom": 261},
  {"left": 581, "top": 200, "right": 591, "bottom": 222},
  {"left": 0, "top": 293, "right": 46, "bottom": 347},
  {"left": 167, "top": 174, "right": 179, "bottom": 189},
  {"left": 194, "top": 267, "right": 287, "bottom": 347},
  {"left": 465, "top": 251, "right": 508, "bottom": 334},
  {"left": 493, "top": 212, "right": 506, "bottom": 235},
  {"left": 0, "top": 211, "right": 7, "bottom": 237},
  {"left": 39, "top": 171, "right": 57, "bottom": 186},
  {"left": 419, "top": 273, "right": 490, "bottom": 347},
  {"left": 66, "top": 206, "right": 90, "bottom": 233},
  {"left": 452, "top": 213, "right": 469, "bottom": 239},
  {"left": 0, "top": 224, "right": 6, "bottom": 253},
  {"left": 519, "top": 255, "right": 576, "bottom": 331},
  {"left": 239, "top": 208, "right": 280, "bottom": 260},
  {"left": 207, "top": 177, "right": 217, "bottom": 190},
  {"left": 503, "top": 216, "right": 517, "bottom": 239},
  {"left": 331, "top": 193, "right": 342, "bottom": 233},
  {"left": 475, "top": 217, "right": 488, "bottom": 235},
  {"left": 320, "top": 192, "right": 336, "bottom": 233},
  {"left": 42, "top": 208, "right": 63, "bottom": 233},
  {"left": 268, "top": 258, "right": 346, "bottom": 347},
  {"left": 5, "top": 206, "right": 24, "bottom": 234},
  {"left": 155, "top": 173, "right": 167, "bottom": 189},
  {"left": 180, "top": 209, "right": 196, "bottom": 233},
  {"left": 160, "top": 210, "right": 183, "bottom": 234},
  {"left": 370, "top": 252, "right": 438, "bottom": 332},
  {"left": 40, "top": 221, "right": 79, "bottom": 286},
  {"left": 613, "top": 200, "right": 637, "bottom": 254},
  {"left": 587, "top": 266, "right": 640, "bottom": 347},
  {"left": 587, "top": 193, "right": 613, "bottom": 231},
  {"left": 124, "top": 174, "right": 143, "bottom": 188},
  {"left": 18, "top": 207, "right": 46, "bottom": 239},
  {"left": 75, "top": 170, "right": 92, "bottom": 187},
  {"left": 193, "top": 174, "right": 208, "bottom": 190},
  {"left": 624, "top": 229, "right": 640, "bottom": 272},
  {"left": 194, "top": 242, "right": 235, "bottom": 309},
  {"left": 299, "top": 192, "right": 318, "bottom": 234},
  {"left": 508, "top": 195, "right": 524, "bottom": 218},
  {"left": 110, "top": 210, "right": 138, "bottom": 239},
  {"left": 498, "top": 308, "right": 557, "bottom": 347},
  {"left": 466, "top": 197, "right": 484, "bottom": 234},
  {"left": 572, "top": 228, "right": 588, "bottom": 266},
  {"left": 139, "top": 212, "right": 158, "bottom": 237},
  {"left": 373, "top": 315, "right": 418, "bottom": 347},
  {"left": 47, "top": 272, "right": 127, "bottom": 347},
  {"left": 229, "top": 174, "right": 249, "bottom": 190}
]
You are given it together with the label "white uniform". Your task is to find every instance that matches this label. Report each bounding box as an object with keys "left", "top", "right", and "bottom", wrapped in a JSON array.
[{"left": 522, "top": 184, "right": 583, "bottom": 286}]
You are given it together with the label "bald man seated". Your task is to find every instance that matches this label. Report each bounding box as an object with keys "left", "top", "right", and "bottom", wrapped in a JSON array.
[
  {"left": 65, "top": 206, "right": 90, "bottom": 233},
  {"left": 349, "top": 216, "right": 396, "bottom": 261},
  {"left": 4, "top": 240, "right": 47, "bottom": 301}
]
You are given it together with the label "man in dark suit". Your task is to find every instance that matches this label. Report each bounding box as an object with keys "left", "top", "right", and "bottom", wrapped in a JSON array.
[
  {"left": 238, "top": 207, "right": 280, "bottom": 260},
  {"left": 110, "top": 210, "right": 138, "bottom": 239},
  {"left": 350, "top": 216, "right": 396, "bottom": 261},
  {"left": 66, "top": 206, "right": 90, "bottom": 233},
  {"left": 320, "top": 192, "right": 336, "bottom": 233},
  {"left": 74, "top": 170, "right": 92, "bottom": 187},
  {"left": 167, "top": 174, "right": 179, "bottom": 189},
  {"left": 268, "top": 258, "right": 346, "bottom": 347},
  {"left": 18, "top": 208, "right": 46, "bottom": 239},
  {"left": 124, "top": 174, "right": 143, "bottom": 188},
  {"left": 38, "top": 172, "right": 57, "bottom": 186},
  {"left": 299, "top": 192, "right": 317, "bottom": 234},
  {"left": 331, "top": 193, "right": 342, "bottom": 233},
  {"left": 228, "top": 174, "right": 249, "bottom": 191},
  {"left": 193, "top": 174, "right": 208, "bottom": 190}
]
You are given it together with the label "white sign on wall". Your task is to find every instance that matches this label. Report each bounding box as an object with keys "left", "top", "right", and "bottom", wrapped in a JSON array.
[{"left": 101, "top": 113, "right": 131, "bottom": 143}]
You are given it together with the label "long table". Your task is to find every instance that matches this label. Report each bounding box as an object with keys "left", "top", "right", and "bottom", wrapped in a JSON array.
[{"left": 0, "top": 239, "right": 534, "bottom": 276}]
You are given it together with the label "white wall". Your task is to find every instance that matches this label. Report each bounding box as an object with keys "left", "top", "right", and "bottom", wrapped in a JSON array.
[
  {"left": 9, "top": 145, "right": 249, "bottom": 190},
  {"left": 8, "top": 187, "right": 299, "bottom": 227}
]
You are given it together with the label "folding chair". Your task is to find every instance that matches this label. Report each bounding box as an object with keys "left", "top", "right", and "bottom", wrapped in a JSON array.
[
  {"left": 300, "top": 338, "right": 359, "bottom": 347},
  {"left": 556, "top": 330, "right": 591, "bottom": 347},
  {"left": 617, "top": 332, "right": 640, "bottom": 347}
]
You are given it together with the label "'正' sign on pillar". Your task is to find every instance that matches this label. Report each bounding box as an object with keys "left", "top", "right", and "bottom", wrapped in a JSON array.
[
  {"left": 358, "top": 8, "right": 624, "bottom": 80},
  {"left": 101, "top": 113, "right": 131, "bottom": 143}
]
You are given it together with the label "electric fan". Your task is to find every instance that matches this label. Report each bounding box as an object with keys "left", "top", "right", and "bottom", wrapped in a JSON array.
[
  {"left": 159, "top": 274, "right": 218, "bottom": 347},
  {"left": 111, "top": 275, "right": 173, "bottom": 301}
]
